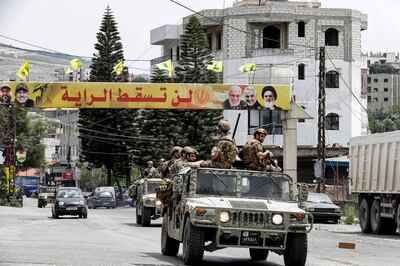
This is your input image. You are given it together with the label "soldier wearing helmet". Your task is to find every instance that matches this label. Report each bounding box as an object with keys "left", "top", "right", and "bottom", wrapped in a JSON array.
[
  {"left": 202, "top": 120, "right": 238, "bottom": 169},
  {"left": 161, "top": 146, "right": 182, "bottom": 179},
  {"left": 242, "top": 128, "right": 281, "bottom": 172},
  {"left": 170, "top": 146, "right": 182, "bottom": 159}
]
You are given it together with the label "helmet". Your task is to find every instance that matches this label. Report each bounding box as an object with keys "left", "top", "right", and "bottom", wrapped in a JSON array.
[
  {"left": 187, "top": 148, "right": 199, "bottom": 156},
  {"left": 170, "top": 146, "right": 182, "bottom": 156},
  {"left": 180, "top": 146, "right": 191, "bottom": 157},
  {"left": 147, "top": 161, "right": 154, "bottom": 166},
  {"left": 255, "top": 128, "right": 267, "bottom": 136},
  {"left": 218, "top": 120, "right": 231, "bottom": 131}
]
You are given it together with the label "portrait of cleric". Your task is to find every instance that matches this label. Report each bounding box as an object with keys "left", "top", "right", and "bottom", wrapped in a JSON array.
[
  {"left": 223, "top": 85, "right": 247, "bottom": 110},
  {"left": 261, "top": 86, "right": 282, "bottom": 110},
  {"left": 14, "top": 83, "right": 34, "bottom": 108}
]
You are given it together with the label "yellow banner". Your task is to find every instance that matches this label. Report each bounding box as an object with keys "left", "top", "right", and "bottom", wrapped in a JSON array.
[
  {"left": 5, "top": 166, "right": 16, "bottom": 193},
  {"left": 1, "top": 82, "right": 291, "bottom": 110}
]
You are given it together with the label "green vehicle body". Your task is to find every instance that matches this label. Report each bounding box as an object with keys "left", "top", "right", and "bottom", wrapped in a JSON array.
[
  {"left": 136, "top": 178, "right": 162, "bottom": 227},
  {"left": 161, "top": 167, "right": 313, "bottom": 265}
]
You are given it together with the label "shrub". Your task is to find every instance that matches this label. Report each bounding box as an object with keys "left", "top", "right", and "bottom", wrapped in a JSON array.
[{"left": 343, "top": 204, "right": 357, "bottom": 225}]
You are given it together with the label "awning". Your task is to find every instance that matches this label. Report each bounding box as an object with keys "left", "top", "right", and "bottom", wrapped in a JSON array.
[{"left": 325, "top": 156, "right": 349, "bottom": 167}]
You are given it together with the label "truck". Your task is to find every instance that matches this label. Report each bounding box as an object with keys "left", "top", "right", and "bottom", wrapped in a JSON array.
[
  {"left": 349, "top": 130, "right": 400, "bottom": 235},
  {"left": 161, "top": 167, "right": 312, "bottom": 265},
  {"left": 135, "top": 178, "right": 162, "bottom": 227},
  {"left": 37, "top": 186, "right": 56, "bottom": 208}
]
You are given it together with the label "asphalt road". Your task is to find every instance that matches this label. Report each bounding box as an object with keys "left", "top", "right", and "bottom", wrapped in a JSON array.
[{"left": 0, "top": 197, "right": 399, "bottom": 266}]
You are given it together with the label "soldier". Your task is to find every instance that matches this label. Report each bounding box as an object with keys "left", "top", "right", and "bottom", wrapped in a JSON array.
[
  {"left": 146, "top": 161, "right": 157, "bottom": 178},
  {"left": 157, "top": 158, "right": 166, "bottom": 178},
  {"left": 203, "top": 120, "right": 238, "bottom": 169},
  {"left": 160, "top": 146, "right": 182, "bottom": 179},
  {"left": 128, "top": 179, "right": 140, "bottom": 201},
  {"left": 169, "top": 146, "right": 191, "bottom": 176},
  {"left": 242, "top": 128, "right": 281, "bottom": 172}
]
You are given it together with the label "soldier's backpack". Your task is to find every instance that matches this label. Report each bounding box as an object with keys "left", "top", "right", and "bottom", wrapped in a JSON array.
[
  {"left": 221, "top": 136, "right": 238, "bottom": 164},
  {"left": 156, "top": 178, "right": 173, "bottom": 206}
]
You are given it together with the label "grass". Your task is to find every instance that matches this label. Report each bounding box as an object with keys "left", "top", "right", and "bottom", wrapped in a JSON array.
[{"left": 343, "top": 203, "right": 358, "bottom": 225}]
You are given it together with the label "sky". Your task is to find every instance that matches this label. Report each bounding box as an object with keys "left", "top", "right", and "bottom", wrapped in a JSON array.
[{"left": 0, "top": 0, "right": 399, "bottom": 74}]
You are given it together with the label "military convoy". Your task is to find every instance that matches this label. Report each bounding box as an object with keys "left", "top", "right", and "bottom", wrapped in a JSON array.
[
  {"left": 135, "top": 178, "right": 163, "bottom": 226},
  {"left": 37, "top": 186, "right": 56, "bottom": 208},
  {"left": 160, "top": 167, "right": 312, "bottom": 265}
]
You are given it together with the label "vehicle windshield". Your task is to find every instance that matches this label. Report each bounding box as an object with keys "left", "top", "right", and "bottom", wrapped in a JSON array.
[
  {"left": 99, "top": 191, "right": 112, "bottom": 198},
  {"left": 57, "top": 189, "right": 82, "bottom": 198},
  {"left": 241, "top": 174, "right": 291, "bottom": 200},
  {"left": 146, "top": 182, "right": 160, "bottom": 194},
  {"left": 196, "top": 170, "right": 236, "bottom": 196},
  {"left": 40, "top": 187, "right": 55, "bottom": 193},
  {"left": 307, "top": 193, "right": 333, "bottom": 204}
]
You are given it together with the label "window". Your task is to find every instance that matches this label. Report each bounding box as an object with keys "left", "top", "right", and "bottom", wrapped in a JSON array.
[
  {"left": 374, "top": 88, "right": 378, "bottom": 92},
  {"left": 367, "top": 60, "right": 371, "bottom": 65},
  {"left": 367, "top": 96, "right": 371, "bottom": 102},
  {"left": 176, "top": 46, "right": 180, "bottom": 61},
  {"left": 298, "top": 21, "right": 305, "bottom": 37},
  {"left": 384, "top": 98, "right": 389, "bottom": 102},
  {"left": 384, "top": 79, "right": 389, "bottom": 83},
  {"left": 298, "top": 64, "right": 305, "bottom": 80},
  {"left": 326, "top": 70, "right": 339, "bottom": 88},
  {"left": 248, "top": 110, "right": 282, "bottom": 135},
  {"left": 367, "top": 77, "right": 371, "bottom": 84},
  {"left": 325, "top": 113, "right": 339, "bottom": 130},
  {"left": 325, "top": 28, "right": 339, "bottom": 46},
  {"left": 216, "top": 32, "right": 222, "bottom": 50},
  {"left": 263, "top": 26, "right": 280, "bottom": 48},
  {"left": 384, "top": 88, "right": 388, "bottom": 92},
  {"left": 367, "top": 87, "right": 371, "bottom": 93},
  {"left": 380, "top": 60, "right": 387, "bottom": 64},
  {"left": 207, "top": 34, "right": 212, "bottom": 50},
  {"left": 374, "top": 79, "right": 378, "bottom": 83},
  {"left": 373, "top": 97, "right": 378, "bottom": 102}
]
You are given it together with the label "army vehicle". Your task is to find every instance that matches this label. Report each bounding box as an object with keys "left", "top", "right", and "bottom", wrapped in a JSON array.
[
  {"left": 136, "top": 178, "right": 162, "bottom": 226},
  {"left": 37, "top": 186, "right": 56, "bottom": 208},
  {"left": 161, "top": 167, "right": 312, "bottom": 265}
]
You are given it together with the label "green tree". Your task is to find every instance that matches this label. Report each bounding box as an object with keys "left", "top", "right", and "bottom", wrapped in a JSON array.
[
  {"left": 369, "top": 63, "right": 396, "bottom": 74},
  {"left": 368, "top": 104, "right": 400, "bottom": 133},
  {"left": 131, "top": 16, "right": 222, "bottom": 166},
  {"left": 150, "top": 68, "right": 168, "bottom": 83},
  {"left": 79, "top": 6, "right": 137, "bottom": 186}
]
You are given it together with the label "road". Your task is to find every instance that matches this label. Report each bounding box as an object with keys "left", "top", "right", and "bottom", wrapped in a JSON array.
[{"left": 0, "top": 197, "right": 399, "bottom": 266}]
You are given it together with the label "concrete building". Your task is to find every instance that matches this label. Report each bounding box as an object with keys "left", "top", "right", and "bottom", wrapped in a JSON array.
[
  {"left": 150, "top": 0, "right": 368, "bottom": 181},
  {"left": 367, "top": 74, "right": 400, "bottom": 112}
]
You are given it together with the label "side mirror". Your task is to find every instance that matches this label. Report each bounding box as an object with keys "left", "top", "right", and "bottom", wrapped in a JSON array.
[{"left": 297, "top": 183, "right": 309, "bottom": 202}]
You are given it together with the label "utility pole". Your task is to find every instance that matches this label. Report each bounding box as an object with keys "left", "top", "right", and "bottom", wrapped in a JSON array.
[{"left": 317, "top": 47, "right": 326, "bottom": 193}]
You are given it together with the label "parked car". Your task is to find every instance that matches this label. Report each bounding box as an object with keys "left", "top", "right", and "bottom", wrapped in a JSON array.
[
  {"left": 300, "top": 192, "right": 341, "bottom": 223},
  {"left": 52, "top": 187, "right": 88, "bottom": 219},
  {"left": 87, "top": 190, "right": 116, "bottom": 209}
]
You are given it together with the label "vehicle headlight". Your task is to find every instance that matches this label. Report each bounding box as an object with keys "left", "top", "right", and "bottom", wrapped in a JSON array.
[
  {"left": 44, "top": 196, "right": 47, "bottom": 199},
  {"left": 272, "top": 214, "right": 283, "bottom": 225},
  {"left": 59, "top": 201, "right": 64, "bottom": 206},
  {"left": 79, "top": 200, "right": 84, "bottom": 205},
  {"left": 156, "top": 200, "right": 162, "bottom": 206},
  {"left": 307, "top": 208, "right": 315, "bottom": 212},
  {"left": 220, "top": 211, "right": 230, "bottom": 223}
]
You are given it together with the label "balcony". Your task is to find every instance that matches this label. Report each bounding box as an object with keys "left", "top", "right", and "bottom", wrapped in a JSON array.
[{"left": 150, "top": 25, "right": 182, "bottom": 45}]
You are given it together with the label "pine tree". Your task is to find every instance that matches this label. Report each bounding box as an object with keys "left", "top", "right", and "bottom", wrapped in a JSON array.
[
  {"left": 150, "top": 68, "right": 168, "bottom": 83},
  {"left": 79, "top": 6, "right": 136, "bottom": 186}
]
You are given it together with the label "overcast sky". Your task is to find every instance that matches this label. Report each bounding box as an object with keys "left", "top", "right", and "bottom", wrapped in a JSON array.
[{"left": 0, "top": 0, "right": 399, "bottom": 74}]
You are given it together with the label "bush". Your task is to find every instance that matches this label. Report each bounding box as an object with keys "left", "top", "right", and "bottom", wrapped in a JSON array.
[{"left": 343, "top": 204, "right": 357, "bottom": 225}]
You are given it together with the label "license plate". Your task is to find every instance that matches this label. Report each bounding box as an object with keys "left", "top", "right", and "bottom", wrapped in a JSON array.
[
  {"left": 66, "top": 207, "right": 78, "bottom": 211},
  {"left": 240, "top": 231, "right": 260, "bottom": 245}
]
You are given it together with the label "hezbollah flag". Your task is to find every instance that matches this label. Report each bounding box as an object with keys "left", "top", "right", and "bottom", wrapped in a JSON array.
[
  {"left": 239, "top": 63, "right": 257, "bottom": 73},
  {"left": 70, "top": 58, "right": 81, "bottom": 71},
  {"left": 17, "top": 60, "right": 29, "bottom": 80},
  {"left": 156, "top": 59, "right": 174, "bottom": 78},
  {"left": 112, "top": 60, "right": 124, "bottom": 75},
  {"left": 207, "top": 61, "right": 223, "bottom": 72}
]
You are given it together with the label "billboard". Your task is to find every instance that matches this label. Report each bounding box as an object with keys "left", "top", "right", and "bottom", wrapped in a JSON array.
[{"left": 0, "top": 82, "right": 291, "bottom": 110}]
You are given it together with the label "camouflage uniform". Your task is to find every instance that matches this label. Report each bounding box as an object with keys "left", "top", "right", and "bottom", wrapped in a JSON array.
[
  {"left": 211, "top": 135, "right": 238, "bottom": 169},
  {"left": 243, "top": 138, "right": 265, "bottom": 171},
  {"left": 156, "top": 178, "right": 174, "bottom": 206},
  {"left": 128, "top": 180, "right": 140, "bottom": 199}
]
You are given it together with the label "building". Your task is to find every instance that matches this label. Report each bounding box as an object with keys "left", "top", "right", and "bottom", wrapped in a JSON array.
[
  {"left": 364, "top": 52, "right": 399, "bottom": 66},
  {"left": 367, "top": 74, "right": 400, "bottom": 112},
  {"left": 150, "top": 0, "right": 368, "bottom": 181}
]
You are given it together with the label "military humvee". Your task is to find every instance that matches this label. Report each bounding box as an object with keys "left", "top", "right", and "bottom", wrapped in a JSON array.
[
  {"left": 161, "top": 167, "right": 312, "bottom": 265},
  {"left": 37, "top": 186, "right": 56, "bottom": 208},
  {"left": 136, "top": 178, "right": 162, "bottom": 226}
]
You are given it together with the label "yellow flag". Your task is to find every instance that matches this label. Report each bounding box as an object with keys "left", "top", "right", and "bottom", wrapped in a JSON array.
[
  {"left": 112, "top": 60, "right": 124, "bottom": 75},
  {"left": 17, "top": 60, "right": 29, "bottom": 80},
  {"left": 156, "top": 59, "right": 174, "bottom": 78},
  {"left": 207, "top": 61, "right": 223, "bottom": 72},
  {"left": 239, "top": 63, "right": 257, "bottom": 73},
  {"left": 65, "top": 67, "right": 73, "bottom": 75},
  {"left": 70, "top": 58, "right": 81, "bottom": 71}
]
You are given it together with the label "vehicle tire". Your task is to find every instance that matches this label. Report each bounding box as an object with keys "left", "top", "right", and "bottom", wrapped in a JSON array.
[
  {"left": 249, "top": 248, "right": 269, "bottom": 261},
  {"left": 107, "top": 207, "right": 110, "bottom": 209},
  {"left": 83, "top": 212, "right": 88, "bottom": 219},
  {"left": 142, "top": 207, "right": 151, "bottom": 227},
  {"left": 161, "top": 215, "right": 179, "bottom": 256},
  {"left": 136, "top": 205, "right": 142, "bottom": 225},
  {"left": 93, "top": 204, "right": 97, "bottom": 209},
  {"left": 371, "top": 199, "right": 384, "bottom": 234},
  {"left": 79, "top": 214, "right": 83, "bottom": 218},
  {"left": 88, "top": 202, "right": 92, "bottom": 209},
  {"left": 38, "top": 200, "right": 42, "bottom": 208},
  {"left": 54, "top": 211, "right": 59, "bottom": 219},
  {"left": 182, "top": 218, "right": 205, "bottom": 265},
  {"left": 359, "top": 198, "right": 372, "bottom": 233},
  {"left": 284, "top": 233, "right": 307, "bottom": 266}
]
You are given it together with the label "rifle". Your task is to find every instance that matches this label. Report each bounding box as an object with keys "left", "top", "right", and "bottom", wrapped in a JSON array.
[{"left": 232, "top": 113, "right": 241, "bottom": 140}]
